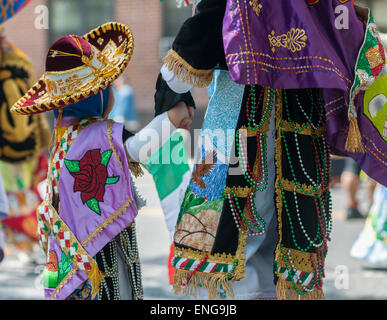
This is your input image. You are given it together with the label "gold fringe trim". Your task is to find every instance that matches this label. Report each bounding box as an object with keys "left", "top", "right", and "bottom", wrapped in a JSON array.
[
  {"left": 280, "top": 120, "right": 326, "bottom": 137},
  {"left": 280, "top": 178, "right": 323, "bottom": 197},
  {"left": 172, "top": 228, "right": 247, "bottom": 300},
  {"left": 88, "top": 265, "right": 105, "bottom": 296},
  {"left": 275, "top": 246, "right": 316, "bottom": 273},
  {"left": 345, "top": 114, "right": 365, "bottom": 153},
  {"left": 173, "top": 269, "right": 234, "bottom": 300},
  {"left": 163, "top": 49, "right": 213, "bottom": 88},
  {"left": 128, "top": 161, "right": 144, "bottom": 178},
  {"left": 276, "top": 278, "right": 325, "bottom": 300}
]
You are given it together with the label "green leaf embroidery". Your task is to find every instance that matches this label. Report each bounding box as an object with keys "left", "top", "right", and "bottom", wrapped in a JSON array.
[
  {"left": 53, "top": 221, "right": 61, "bottom": 236},
  {"left": 57, "top": 251, "right": 72, "bottom": 284},
  {"left": 64, "top": 159, "right": 81, "bottom": 173},
  {"left": 101, "top": 150, "right": 113, "bottom": 167},
  {"left": 188, "top": 193, "right": 195, "bottom": 204},
  {"left": 189, "top": 197, "right": 206, "bottom": 208},
  {"left": 106, "top": 176, "right": 120, "bottom": 185},
  {"left": 86, "top": 198, "right": 101, "bottom": 215}
]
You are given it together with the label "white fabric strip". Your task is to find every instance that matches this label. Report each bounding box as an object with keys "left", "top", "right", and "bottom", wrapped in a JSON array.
[
  {"left": 125, "top": 112, "right": 177, "bottom": 163},
  {"left": 161, "top": 64, "right": 193, "bottom": 94}
]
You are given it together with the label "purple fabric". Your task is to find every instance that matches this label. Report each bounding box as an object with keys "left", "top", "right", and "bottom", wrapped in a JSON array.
[
  {"left": 47, "top": 120, "right": 138, "bottom": 300},
  {"left": 326, "top": 91, "right": 387, "bottom": 185},
  {"left": 222, "top": 1, "right": 387, "bottom": 186},
  {"left": 222, "top": 0, "right": 364, "bottom": 91},
  {"left": 44, "top": 237, "right": 87, "bottom": 300}
]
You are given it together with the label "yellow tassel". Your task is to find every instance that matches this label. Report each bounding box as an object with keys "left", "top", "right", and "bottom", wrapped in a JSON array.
[
  {"left": 276, "top": 278, "right": 325, "bottom": 300},
  {"left": 163, "top": 49, "right": 213, "bottom": 88},
  {"left": 173, "top": 269, "right": 234, "bottom": 300},
  {"left": 128, "top": 162, "right": 144, "bottom": 178},
  {"left": 88, "top": 264, "right": 104, "bottom": 295},
  {"left": 345, "top": 114, "right": 365, "bottom": 153}
]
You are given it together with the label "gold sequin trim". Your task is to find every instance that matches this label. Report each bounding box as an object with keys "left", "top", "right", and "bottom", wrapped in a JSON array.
[{"left": 81, "top": 196, "right": 132, "bottom": 247}]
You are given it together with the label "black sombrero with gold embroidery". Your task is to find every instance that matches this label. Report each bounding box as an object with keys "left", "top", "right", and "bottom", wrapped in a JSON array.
[{"left": 11, "top": 22, "right": 134, "bottom": 115}]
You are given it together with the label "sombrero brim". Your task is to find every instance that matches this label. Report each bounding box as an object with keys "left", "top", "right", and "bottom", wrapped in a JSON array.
[{"left": 11, "top": 22, "right": 134, "bottom": 115}]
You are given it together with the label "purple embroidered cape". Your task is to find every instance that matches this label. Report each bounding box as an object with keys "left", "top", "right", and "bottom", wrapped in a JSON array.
[
  {"left": 223, "top": 0, "right": 387, "bottom": 186},
  {"left": 43, "top": 120, "right": 138, "bottom": 300}
]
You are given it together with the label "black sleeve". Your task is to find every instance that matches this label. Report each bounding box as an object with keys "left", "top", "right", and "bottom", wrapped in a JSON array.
[
  {"left": 154, "top": 73, "right": 196, "bottom": 117},
  {"left": 122, "top": 128, "right": 134, "bottom": 143},
  {"left": 172, "top": 0, "right": 228, "bottom": 70}
]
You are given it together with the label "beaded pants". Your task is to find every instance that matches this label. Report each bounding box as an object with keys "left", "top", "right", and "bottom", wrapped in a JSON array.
[
  {"left": 274, "top": 88, "right": 332, "bottom": 299},
  {"left": 95, "top": 222, "right": 144, "bottom": 300},
  {"left": 195, "top": 86, "right": 331, "bottom": 299}
]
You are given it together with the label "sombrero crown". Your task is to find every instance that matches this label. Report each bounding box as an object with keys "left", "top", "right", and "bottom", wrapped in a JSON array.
[{"left": 11, "top": 22, "right": 134, "bottom": 115}]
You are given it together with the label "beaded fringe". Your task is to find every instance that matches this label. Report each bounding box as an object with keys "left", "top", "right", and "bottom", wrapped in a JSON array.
[
  {"left": 345, "top": 114, "right": 365, "bottom": 153},
  {"left": 173, "top": 269, "right": 234, "bottom": 300},
  {"left": 276, "top": 278, "right": 325, "bottom": 300},
  {"left": 163, "top": 49, "right": 213, "bottom": 88}
]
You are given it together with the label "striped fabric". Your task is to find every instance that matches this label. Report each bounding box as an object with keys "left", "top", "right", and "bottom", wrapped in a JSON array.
[
  {"left": 277, "top": 266, "right": 314, "bottom": 287},
  {"left": 172, "top": 256, "right": 233, "bottom": 273}
]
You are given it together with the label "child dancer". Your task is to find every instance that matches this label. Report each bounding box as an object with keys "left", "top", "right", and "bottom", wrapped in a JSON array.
[{"left": 11, "top": 22, "right": 193, "bottom": 300}]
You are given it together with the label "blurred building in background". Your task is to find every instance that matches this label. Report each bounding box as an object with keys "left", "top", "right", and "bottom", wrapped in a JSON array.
[
  {"left": 2, "top": 0, "right": 208, "bottom": 127},
  {"left": 356, "top": 0, "right": 387, "bottom": 32}
]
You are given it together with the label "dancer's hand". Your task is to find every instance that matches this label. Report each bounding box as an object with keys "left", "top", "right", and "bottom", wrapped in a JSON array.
[{"left": 168, "top": 101, "right": 194, "bottom": 130}]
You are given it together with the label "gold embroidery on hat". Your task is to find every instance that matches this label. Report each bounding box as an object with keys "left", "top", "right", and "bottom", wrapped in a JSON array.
[
  {"left": 11, "top": 22, "right": 135, "bottom": 115},
  {"left": 46, "top": 78, "right": 58, "bottom": 95}
]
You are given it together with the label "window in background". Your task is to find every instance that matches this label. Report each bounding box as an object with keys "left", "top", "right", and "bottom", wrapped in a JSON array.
[
  {"left": 159, "top": 2, "right": 192, "bottom": 59},
  {"left": 48, "top": 0, "right": 115, "bottom": 46},
  {"left": 161, "top": 2, "right": 209, "bottom": 113}
]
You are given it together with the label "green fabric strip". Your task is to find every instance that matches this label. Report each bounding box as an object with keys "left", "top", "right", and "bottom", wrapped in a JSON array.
[{"left": 144, "top": 131, "right": 190, "bottom": 200}]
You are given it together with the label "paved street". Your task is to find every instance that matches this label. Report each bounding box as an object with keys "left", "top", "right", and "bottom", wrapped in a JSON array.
[{"left": 0, "top": 170, "right": 386, "bottom": 300}]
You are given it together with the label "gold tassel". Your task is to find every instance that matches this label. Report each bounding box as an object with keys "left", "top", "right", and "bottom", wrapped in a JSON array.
[
  {"left": 48, "top": 109, "right": 64, "bottom": 160},
  {"left": 345, "top": 114, "right": 365, "bottom": 153},
  {"left": 173, "top": 269, "right": 234, "bottom": 300},
  {"left": 276, "top": 278, "right": 325, "bottom": 300},
  {"left": 88, "top": 264, "right": 105, "bottom": 295},
  {"left": 163, "top": 49, "right": 213, "bottom": 88},
  {"left": 128, "top": 161, "right": 144, "bottom": 178}
]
